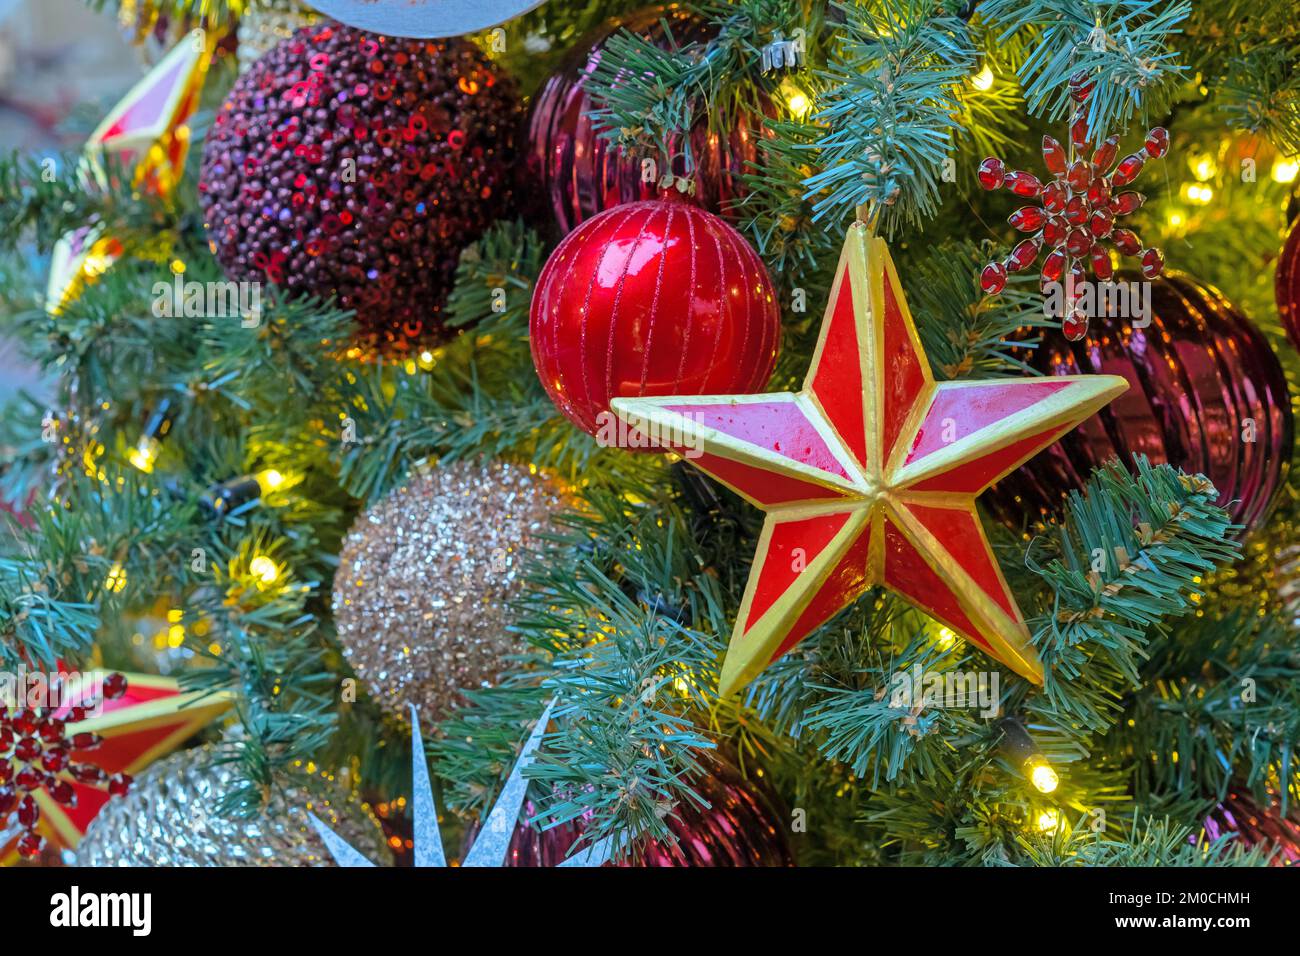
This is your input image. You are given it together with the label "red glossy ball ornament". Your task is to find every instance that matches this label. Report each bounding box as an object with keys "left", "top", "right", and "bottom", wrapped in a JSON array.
[
  {"left": 1275, "top": 215, "right": 1300, "bottom": 351},
  {"left": 502, "top": 760, "right": 793, "bottom": 867},
  {"left": 199, "top": 21, "right": 522, "bottom": 355},
  {"left": 989, "top": 272, "right": 1293, "bottom": 534},
  {"left": 527, "top": 6, "right": 765, "bottom": 235},
  {"left": 530, "top": 197, "right": 781, "bottom": 441}
]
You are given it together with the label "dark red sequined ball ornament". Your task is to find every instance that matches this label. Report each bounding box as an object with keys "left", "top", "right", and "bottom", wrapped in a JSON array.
[
  {"left": 1, "top": 672, "right": 132, "bottom": 860},
  {"left": 979, "top": 72, "right": 1168, "bottom": 341},
  {"left": 199, "top": 21, "right": 521, "bottom": 354},
  {"left": 530, "top": 196, "right": 781, "bottom": 441}
]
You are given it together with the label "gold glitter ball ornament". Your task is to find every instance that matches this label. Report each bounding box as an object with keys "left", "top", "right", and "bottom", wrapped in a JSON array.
[
  {"left": 73, "top": 745, "right": 389, "bottom": 867},
  {"left": 333, "top": 459, "right": 571, "bottom": 721}
]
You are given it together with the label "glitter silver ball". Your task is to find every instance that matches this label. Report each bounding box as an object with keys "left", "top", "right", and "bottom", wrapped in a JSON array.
[
  {"left": 74, "top": 745, "right": 389, "bottom": 867},
  {"left": 333, "top": 459, "right": 571, "bottom": 721}
]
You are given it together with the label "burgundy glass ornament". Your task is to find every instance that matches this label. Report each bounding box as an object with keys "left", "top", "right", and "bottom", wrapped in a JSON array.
[
  {"left": 1200, "top": 789, "right": 1300, "bottom": 865},
  {"left": 530, "top": 196, "right": 781, "bottom": 441},
  {"left": 199, "top": 22, "right": 522, "bottom": 355},
  {"left": 989, "top": 272, "right": 1293, "bottom": 534},
  {"left": 526, "top": 6, "right": 765, "bottom": 235},
  {"left": 498, "top": 760, "right": 793, "bottom": 867},
  {"left": 1275, "top": 215, "right": 1300, "bottom": 351}
]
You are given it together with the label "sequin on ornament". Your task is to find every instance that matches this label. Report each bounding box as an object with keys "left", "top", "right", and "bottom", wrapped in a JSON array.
[
  {"left": 331, "top": 459, "right": 572, "bottom": 721},
  {"left": 979, "top": 72, "right": 1168, "bottom": 340},
  {"left": 199, "top": 22, "right": 521, "bottom": 355},
  {"left": 1, "top": 672, "right": 132, "bottom": 860},
  {"left": 73, "top": 742, "right": 389, "bottom": 866}
]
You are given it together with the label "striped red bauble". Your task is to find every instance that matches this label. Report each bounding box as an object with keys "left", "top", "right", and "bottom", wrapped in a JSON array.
[{"left": 529, "top": 197, "right": 781, "bottom": 441}]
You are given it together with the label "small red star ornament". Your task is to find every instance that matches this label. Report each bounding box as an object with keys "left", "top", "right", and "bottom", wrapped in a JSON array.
[
  {"left": 612, "top": 224, "right": 1128, "bottom": 696},
  {"left": 46, "top": 33, "right": 211, "bottom": 315},
  {"left": 1, "top": 670, "right": 232, "bottom": 862}
]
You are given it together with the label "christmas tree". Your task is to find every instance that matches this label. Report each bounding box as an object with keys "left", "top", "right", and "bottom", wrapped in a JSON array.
[{"left": 2, "top": 0, "right": 1300, "bottom": 871}]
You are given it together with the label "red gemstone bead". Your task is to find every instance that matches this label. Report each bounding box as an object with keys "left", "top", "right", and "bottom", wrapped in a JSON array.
[
  {"left": 0, "top": 785, "right": 14, "bottom": 814},
  {"left": 67, "top": 706, "right": 88, "bottom": 723},
  {"left": 1092, "top": 135, "right": 1119, "bottom": 172},
  {"left": 1071, "top": 115, "right": 1090, "bottom": 150},
  {"left": 1090, "top": 247, "right": 1114, "bottom": 280},
  {"left": 977, "top": 157, "right": 1006, "bottom": 190},
  {"left": 70, "top": 763, "right": 107, "bottom": 784},
  {"left": 1042, "top": 181, "right": 1068, "bottom": 213},
  {"left": 101, "top": 672, "right": 129, "bottom": 700},
  {"left": 1069, "top": 72, "right": 1094, "bottom": 102},
  {"left": 1066, "top": 160, "right": 1091, "bottom": 191},
  {"left": 1004, "top": 171, "right": 1043, "bottom": 197},
  {"left": 38, "top": 718, "right": 65, "bottom": 743},
  {"left": 1112, "top": 154, "right": 1146, "bottom": 187},
  {"left": 1042, "top": 136, "right": 1067, "bottom": 175},
  {"left": 1064, "top": 195, "right": 1088, "bottom": 225},
  {"left": 1066, "top": 227, "right": 1093, "bottom": 257},
  {"left": 0, "top": 761, "right": 11, "bottom": 784},
  {"left": 1009, "top": 206, "right": 1046, "bottom": 232},
  {"left": 1006, "top": 237, "right": 1041, "bottom": 271},
  {"left": 0, "top": 727, "right": 11, "bottom": 751},
  {"left": 16, "top": 831, "right": 43, "bottom": 859},
  {"left": 16, "top": 792, "right": 38, "bottom": 827},
  {"left": 69, "top": 732, "right": 101, "bottom": 750},
  {"left": 1144, "top": 127, "right": 1169, "bottom": 158},
  {"left": 1110, "top": 191, "right": 1144, "bottom": 215},
  {"left": 12, "top": 711, "right": 36, "bottom": 736},
  {"left": 108, "top": 773, "right": 133, "bottom": 796},
  {"left": 1112, "top": 228, "right": 1142, "bottom": 255},
  {"left": 1063, "top": 310, "right": 1089, "bottom": 340},
  {"left": 1141, "top": 248, "right": 1165, "bottom": 278},
  {"left": 42, "top": 748, "right": 68, "bottom": 773},
  {"left": 15, "top": 766, "right": 41, "bottom": 790},
  {"left": 1088, "top": 208, "right": 1115, "bottom": 238},
  {"left": 1041, "top": 247, "right": 1067, "bottom": 282},
  {"left": 1087, "top": 176, "right": 1112, "bottom": 205},
  {"left": 15, "top": 737, "right": 39, "bottom": 762},
  {"left": 48, "top": 779, "right": 77, "bottom": 807},
  {"left": 1043, "top": 217, "right": 1068, "bottom": 246},
  {"left": 980, "top": 261, "right": 1008, "bottom": 294}
]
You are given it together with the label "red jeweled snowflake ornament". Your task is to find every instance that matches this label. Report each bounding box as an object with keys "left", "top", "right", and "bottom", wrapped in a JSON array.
[
  {"left": 978, "top": 73, "right": 1168, "bottom": 340},
  {"left": 0, "top": 671, "right": 132, "bottom": 859}
]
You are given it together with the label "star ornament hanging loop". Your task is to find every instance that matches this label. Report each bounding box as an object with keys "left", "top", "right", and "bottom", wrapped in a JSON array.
[{"left": 612, "top": 223, "right": 1128, "bottom": 697}]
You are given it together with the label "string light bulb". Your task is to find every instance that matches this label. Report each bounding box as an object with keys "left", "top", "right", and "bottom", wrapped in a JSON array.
[
  {"left": 779, "top": 79, "right": 812, "bottom": 118},
  {"left": 249, "top": 555, "right": 280, "bottom": 589},
  {"left": 1036, "top": 808, "right": 1061, "bottom": 832},
  {"left": 127, "top": 400, "right": 174, "bottom": 474},
  {"left": 105, "top": 562, "right": 128, "bottom": 594},
  {"left": 1272, "top": 157, "right": 1300, "bottom": 184},
  {"left": 971, "top": 63, "right": 995, "bottom": 91},
  {"left": 1000, "top": 717, "right": 1060, "bottom": 794}
]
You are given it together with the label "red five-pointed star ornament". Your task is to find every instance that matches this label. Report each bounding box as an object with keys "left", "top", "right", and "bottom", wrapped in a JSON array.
[{"left": 611, "top": 224, "right": 1128, "bottom": 696}]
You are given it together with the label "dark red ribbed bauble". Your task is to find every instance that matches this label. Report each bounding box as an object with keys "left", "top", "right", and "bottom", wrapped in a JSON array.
[
  {"left": 1200, "top": 788, "right": 1300, "bottom": 865},
  {"left": 989, "top": 271, "right": 1293, "bottom": 534},
  {"left": 527, "top": 5, "right": 765, "bottom": 235},
  {"left": 1276, "top": 215, "right": 1300, "bottom": 351},
  {"left": 502, "top": 761, "right": 793, "bottom": 866},
  {"left": 529, "top": 197, "right": 781, "bottom": 441},
  {"left": 198, "top": 21, "right": 521, "bottom": 354}
]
